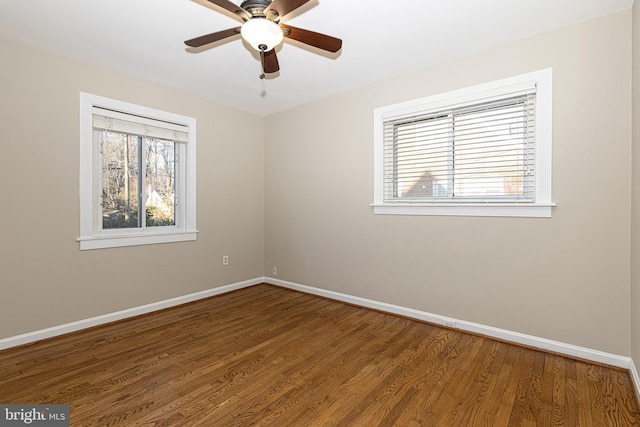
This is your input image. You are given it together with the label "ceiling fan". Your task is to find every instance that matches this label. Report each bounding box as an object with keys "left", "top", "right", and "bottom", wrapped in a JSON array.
[{"left": 185, "top": 0, "right": 342, "bottom": 79}]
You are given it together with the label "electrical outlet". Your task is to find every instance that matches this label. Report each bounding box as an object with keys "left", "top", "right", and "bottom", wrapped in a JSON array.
[
  {"left": 272, "top": 266, "right": 277, "bottom": 276},
  {"left": 222, "top": 255, "right": 229, "bottom": 266}
]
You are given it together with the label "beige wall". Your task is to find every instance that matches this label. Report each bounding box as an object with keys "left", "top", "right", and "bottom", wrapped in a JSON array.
[
  {"left": 0, "top": 40, "right": 265, "bottom": 339},
  {"left": 265, "top": 10, "right": 633, "bottom": 355},
  {"left": 632, "top": 0, "right": 640, "bottom": 370}
]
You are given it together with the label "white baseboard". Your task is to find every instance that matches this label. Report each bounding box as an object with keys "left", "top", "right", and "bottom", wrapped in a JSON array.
[
  {"left": 1, "top": 275, "right": 636, "bottom": 376},
  {"left": 266, "top": 277, "right": 633, "bottom": 370},
  {"left": 630, "top": 359, "right": 640, "bottom": 404},
  {"left": 0, "top": 277, "right": 262, "bottom": 351}
]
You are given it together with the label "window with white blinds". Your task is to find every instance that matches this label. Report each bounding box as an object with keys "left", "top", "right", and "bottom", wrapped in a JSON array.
[
  {"left": 79, "top": 93, "right": 197, "bottom": 250},
  {"left": 373, "top": 69, "right": 553, "bottom": 217},
  {"left": 385, "top": 92, "right": 535, "bottom": 202}
]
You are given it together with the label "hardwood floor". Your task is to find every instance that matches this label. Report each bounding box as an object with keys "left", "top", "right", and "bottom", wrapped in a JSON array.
[{"left": 1, "top": 284, "right": 639, "bottom": 426}]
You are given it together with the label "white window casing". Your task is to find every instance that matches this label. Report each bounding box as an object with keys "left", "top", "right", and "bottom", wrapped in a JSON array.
[
  {"left": 372, "top": 68, "right": 554, "bottom": 217},
  {"left": 78, "top": 92, "right": 197, "bottom": 250}
]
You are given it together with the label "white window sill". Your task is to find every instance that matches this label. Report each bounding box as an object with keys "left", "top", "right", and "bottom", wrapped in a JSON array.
[
  {"left": 371, "top": 203, "right": 555, "bottom": 218},
  {"left": 77, "top": 230, "right": 198, "bottom": 250}
]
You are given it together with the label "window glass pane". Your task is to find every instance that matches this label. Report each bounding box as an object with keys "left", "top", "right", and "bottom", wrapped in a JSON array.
[
  {"left": 393, "top": 115, "right": 451, "bottom": 199},
  {"left": 102, "top": 132, "right": 140, "bottom": 229},
  {"left": 453, "top": 102, "right": 528, "bottom": 198},
  {"left": 144, "top": 138, "right": 176, "bottom": 227}
]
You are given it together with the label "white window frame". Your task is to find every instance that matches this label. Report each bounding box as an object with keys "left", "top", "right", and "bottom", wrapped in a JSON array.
[
  {"left": 78, "top": 92, "right": 197, "bottom": 250},
  {"left": 372, "top": 68, "right": 554, "bottom": 218}
]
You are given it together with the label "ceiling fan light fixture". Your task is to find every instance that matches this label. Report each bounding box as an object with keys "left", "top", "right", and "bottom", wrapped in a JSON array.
[{"left": 241, "top": 18, "right": 283, "bottom": 52}]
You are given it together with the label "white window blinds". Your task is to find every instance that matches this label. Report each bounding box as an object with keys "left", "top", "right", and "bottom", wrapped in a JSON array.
[
  {"left": 92, "top": 107, "right": 189, "bottom": 143},
  {"left": 382, "top": 89, "right": 536, "bottom": 203}
]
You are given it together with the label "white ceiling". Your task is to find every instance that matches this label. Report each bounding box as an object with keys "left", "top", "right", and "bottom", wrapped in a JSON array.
[{"left": 0, "top": 0, "right": 633, "bottom": 116}]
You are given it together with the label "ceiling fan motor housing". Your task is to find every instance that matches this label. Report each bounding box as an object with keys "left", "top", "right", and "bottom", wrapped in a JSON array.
[{"left": 240, "top": 0, "right": 278, "bottom": 20}]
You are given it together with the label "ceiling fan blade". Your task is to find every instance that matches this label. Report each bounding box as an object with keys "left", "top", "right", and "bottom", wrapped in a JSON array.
[
  {"left": 281, "top": 25, "right": 342, "bottom": 53},
  {"left": 265, "top": 0, "right": 310, "bottom": 19},
  {"left": 263, "top": 49, "right": 280, "bottom": 74},
  {"left": 185, "top": 27, "right": 241, "bottom": 47},
  {"left": 204, "top": 0, "right": 250, "bottom": 20}
]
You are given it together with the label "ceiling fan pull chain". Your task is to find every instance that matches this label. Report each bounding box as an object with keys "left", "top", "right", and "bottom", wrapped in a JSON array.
[{"left": 259, "top": 44, "right": 267, "bottom": 79}]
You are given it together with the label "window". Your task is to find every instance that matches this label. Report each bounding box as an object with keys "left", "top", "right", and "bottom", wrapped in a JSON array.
[
  {"left": 79, "top": 93, "right": 197, "bottom": 250},
  {"left": 373, "top": 69, "right": 553, "bottom": 217}
]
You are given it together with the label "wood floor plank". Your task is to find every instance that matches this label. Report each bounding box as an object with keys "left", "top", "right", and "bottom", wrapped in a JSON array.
[{"left": 1, "top": 284, "right": 639, "bottom": 426}]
